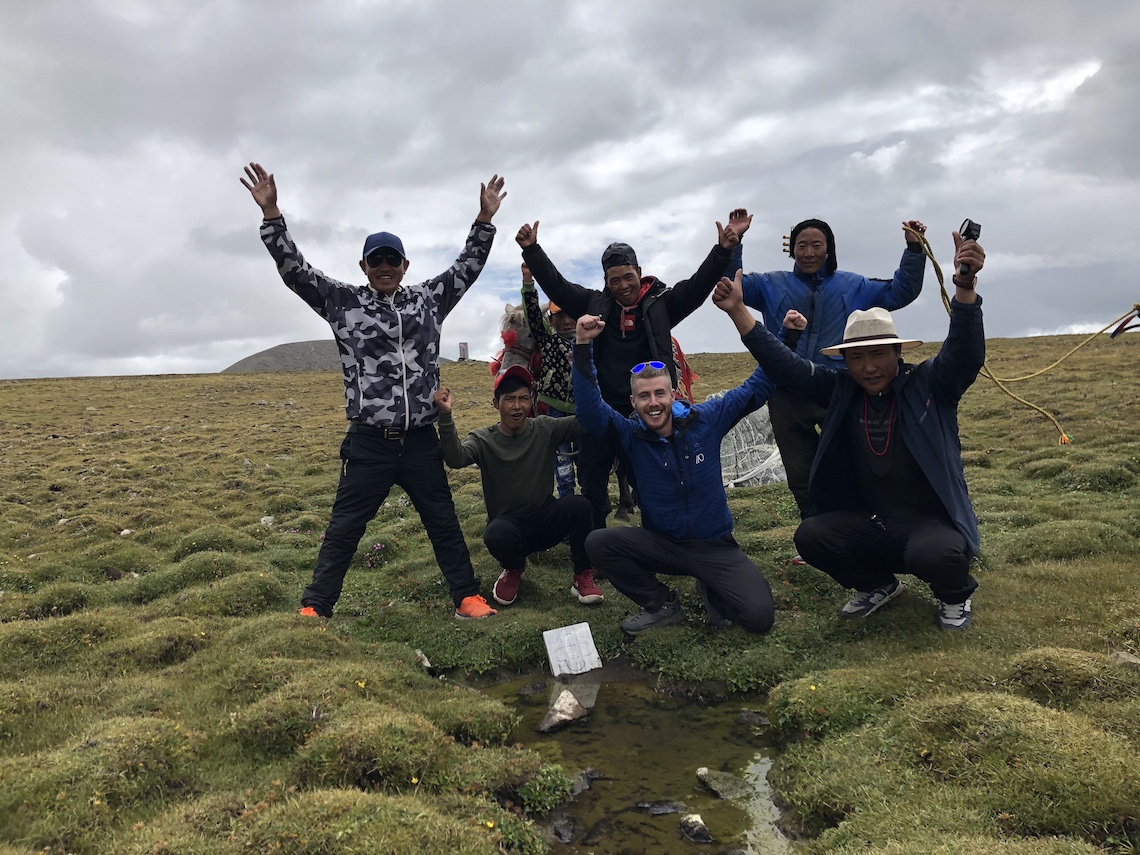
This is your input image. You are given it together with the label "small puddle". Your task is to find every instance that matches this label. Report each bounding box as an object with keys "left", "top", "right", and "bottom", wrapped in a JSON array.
[{"left": 481, "top": 658, "right": 803, "bottom": 854}]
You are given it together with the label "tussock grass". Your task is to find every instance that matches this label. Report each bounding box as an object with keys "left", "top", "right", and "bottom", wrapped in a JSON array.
[{"left": 1, "top": 332, "right": 1138, "bottom": 851}]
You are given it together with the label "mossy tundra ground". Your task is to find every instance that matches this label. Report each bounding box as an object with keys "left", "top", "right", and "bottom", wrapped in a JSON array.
[{"left": 0, "top": 330, "right": 1137, "bottom": 853}]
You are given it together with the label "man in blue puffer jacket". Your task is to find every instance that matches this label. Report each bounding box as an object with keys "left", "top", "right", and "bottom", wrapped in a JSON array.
[
  {"left": 724, "top": 210, "right": 928, "bottom": 521},
  {"left": 572, "top": 313, "right": 776, "bottom": 636}
]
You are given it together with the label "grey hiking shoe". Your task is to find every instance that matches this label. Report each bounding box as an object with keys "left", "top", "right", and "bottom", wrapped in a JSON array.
[
  {"left": 695, "top": 580, "right": 732, "bottom": 628},
  {"left": 840, "top": 579, "right": 901, "bottom": 618},
  {"left": 937, "top": 597, "right": 973, "bottom": 630},
  {"left": 620, "top": 592, "right": 685, "bottom": 635}
]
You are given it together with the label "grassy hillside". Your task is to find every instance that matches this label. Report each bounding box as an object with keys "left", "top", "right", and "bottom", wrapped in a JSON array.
[{"left": 0, "top": 330, "right": 1137, "bottom": 853}]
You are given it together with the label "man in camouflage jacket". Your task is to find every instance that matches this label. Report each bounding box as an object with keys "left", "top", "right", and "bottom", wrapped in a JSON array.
[{"left": 240, "top": 162, "right": 506, "bottom": 620}]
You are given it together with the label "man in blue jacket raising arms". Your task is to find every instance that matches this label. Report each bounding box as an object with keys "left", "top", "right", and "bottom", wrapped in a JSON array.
[
  {"left": 724, "top": 210, "right": 928, "bottom": 524},
  {"left": 572, "top": 304, "right": 776, "bottom": 636},
  {"left": 715, "top": 229, "right": 986, "bottom": 631}
]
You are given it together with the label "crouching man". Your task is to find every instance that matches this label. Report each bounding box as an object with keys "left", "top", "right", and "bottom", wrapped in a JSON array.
[
  {"left": 714, "top": 231, "right": 987, "bottom": 630},
  {"left": 435, "top": 365, "right": 604, "bottom": 607},
  {"left": 572, "top": 315, "right": 777, "bottom": 636}
]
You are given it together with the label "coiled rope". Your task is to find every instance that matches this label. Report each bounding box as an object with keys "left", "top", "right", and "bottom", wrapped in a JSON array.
[{"left": 903, "top": 225, "right": 1140, "bottom": 446}]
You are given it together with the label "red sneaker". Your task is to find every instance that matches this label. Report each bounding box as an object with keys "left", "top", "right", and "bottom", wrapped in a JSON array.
[
  {"left": 571, "top": 569, "right": 604, "bottom": 604},
  {"left": 298, "top": 606, "right": 325, "bottom": 618},
  {"left": 455, "top": 594, "right": 498, "bottom": 619},
  {"left": 492, "top": 567, "right": 525, "bottom": 606},
  {"left": 791, "top": 554, "right": 809, "bottom": 566}
]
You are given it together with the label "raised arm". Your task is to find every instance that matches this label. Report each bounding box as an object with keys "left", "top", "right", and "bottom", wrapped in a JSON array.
[
  {"left": 928, "top": 232, "right": 986, "bottom": 402},
  {"left": 434, "top": 388, "right": 479, "bottom": 468},
  {"left": 660, "top": 220, "right": 738, "bottom": 324},
  {"left": 570, "top": 316, "right": 631, "bottom": 445},
  {"left": 713, "top": 271, "right": 833, "bottom": 403},
  {"left": 520, "top": 263, "right": 551, "bottom": 345},
  {"left": 516, "top": 221, "right": 594, "bottom": 317},
  {"left": 426, "top": 175, "right": 505, "bottom": 319}
]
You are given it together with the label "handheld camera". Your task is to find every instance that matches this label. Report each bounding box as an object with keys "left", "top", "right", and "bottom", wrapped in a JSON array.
[{"left": 958, "top": 218, "right": 981, "bottom": 277}]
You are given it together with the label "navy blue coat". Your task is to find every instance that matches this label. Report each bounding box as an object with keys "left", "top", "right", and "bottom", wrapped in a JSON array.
[
  {"left": 739, "top": 298, "right": 984, "bottom": 555},
  {"left": 573, "top": 344, "right": 773, "bottom": 542}
]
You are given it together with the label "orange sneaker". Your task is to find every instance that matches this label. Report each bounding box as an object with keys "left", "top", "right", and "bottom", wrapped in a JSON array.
[
  {"left": 298, "top": 606, "right": 325, "bottom": 618},
  {"left": 455, "top": 594, "right": 497, "bottom": 619}
]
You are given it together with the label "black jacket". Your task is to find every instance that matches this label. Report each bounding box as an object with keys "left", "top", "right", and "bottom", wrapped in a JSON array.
[{"left": 521, "top": 242, "right": 731, "bottom": 410}]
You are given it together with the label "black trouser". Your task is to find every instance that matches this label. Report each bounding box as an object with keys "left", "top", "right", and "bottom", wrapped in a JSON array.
[
  {"left": 301, "top": 424, "right": 479, "bottom": 616},
  {"left": 483, "top": 496, "right": 593, "bottom": 573},
  {"left": 585, "top": 527, "right": 776, "bottom": 634},
  {"left": 794, "top": 511, "right": 977, "bottom": 604},
  {"left": 768, "top": 388, "right": 829, "bottom": 519}
]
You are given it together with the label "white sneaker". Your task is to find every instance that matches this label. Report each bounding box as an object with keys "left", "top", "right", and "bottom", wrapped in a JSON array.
[{"left": 937, "top": 598, "right": 972, "bottom": 631}]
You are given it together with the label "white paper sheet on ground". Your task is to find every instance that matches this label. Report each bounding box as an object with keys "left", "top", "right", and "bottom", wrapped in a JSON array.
[{"left": 542, "top": 621, "right": 602, "bottom": 676}]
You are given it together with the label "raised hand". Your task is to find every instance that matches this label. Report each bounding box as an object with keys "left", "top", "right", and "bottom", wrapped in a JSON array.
[
  {"left": 902, "top": 219, "right": 927, "bottom": 243},
  {"left": 783, "top": 309, "right": 807, "bottom": 330},
  {"left": 433, "top": 387, "right": 453, "bottom": 416},
  {"left": 521, "top": 262, "right": 533, "bottom": 285},
  {"left": 951, "top": 231, "right": 985, "bottom": 283},
  {"left": 240, "top": 162, "right": 281, "bottom": 219},
  {"left": 478, "top": 175, "right": 507, "bottom": 222},
  {"left": 716, "top": 220, "right": 741, "bottom": 251},
  {"left": 728, "top": 208, "right": 753, "bottom": 238},
  {"left": 575, "top": 314, "right": 605, "bottom": 344},
  {"left": 712, "top": 269, "right": 744, "bottom": 312},
  {"left": 516, "top": 221, "right": 540, "bottom": 248}
]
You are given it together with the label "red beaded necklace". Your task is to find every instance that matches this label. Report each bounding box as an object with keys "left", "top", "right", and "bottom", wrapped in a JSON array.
[{"left": 864, "top": 392, "right": 896, "bottom": 457}]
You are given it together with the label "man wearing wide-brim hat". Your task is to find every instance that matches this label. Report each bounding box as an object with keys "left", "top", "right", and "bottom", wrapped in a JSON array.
[{"left": 714, "top": 231, "right": 986, "bottom": 631}]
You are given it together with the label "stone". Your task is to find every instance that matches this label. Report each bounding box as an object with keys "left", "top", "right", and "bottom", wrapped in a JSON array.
[
  {"left": 737, "top": 708, "right": 771, "bottom": 727},
  {"left": 539, "top": 689, "right": 588, "bottom": 732},
  {"left": 1109, "top": 650, "right": 1140, "bottom": 671},
  {"left": 679, "top": 813, "right": 714, "bottom": 843},
  {"left": 569, "top": 768, "right": 603, "bottom": 796},
  {"left": 550, "top": 812, "right": 575, "bottom": 843},
  {"left": 636, "top": 800, "right": 688, "bottom": 815},
  {"left": 696, "top": 766, "right": 752, "bottom": 800}
]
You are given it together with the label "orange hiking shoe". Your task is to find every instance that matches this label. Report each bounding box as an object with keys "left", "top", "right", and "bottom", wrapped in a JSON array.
[
  {"left": 492, "top": 567, "right": 525, "bottom": 605},
  {"left": 298, "top": 606, "right": 325, "bottom": 618},
  {"left": 455, "top": 594, "right": 498, "bottom": 619},
  {"left": 571, "top": 569, "right": 604, "bottom": 604}
]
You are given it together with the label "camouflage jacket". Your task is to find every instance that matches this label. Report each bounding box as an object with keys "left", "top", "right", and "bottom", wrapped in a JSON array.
[{"left": 260, "top": 216, "right": 496, "bottom": 429}]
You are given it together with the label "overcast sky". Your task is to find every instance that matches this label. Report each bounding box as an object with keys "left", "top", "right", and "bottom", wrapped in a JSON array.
[{"left": 2, "top": 0, "right": 1137, "bottom": 379}]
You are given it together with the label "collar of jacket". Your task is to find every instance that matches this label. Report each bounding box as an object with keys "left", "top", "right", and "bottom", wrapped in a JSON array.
[
  {"left": 632, "top": 399, "right": 694, "bottom": 440},
  {"left": 601, "top": 276, "right": 666, "bottom": 312}
]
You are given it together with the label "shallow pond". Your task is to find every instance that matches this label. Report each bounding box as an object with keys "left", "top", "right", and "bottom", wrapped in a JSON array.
[{"left": 481, "top": 658, "right": 803, "bottom": 854}]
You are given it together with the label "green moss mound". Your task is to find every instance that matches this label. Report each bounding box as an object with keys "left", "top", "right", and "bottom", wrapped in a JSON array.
[
  {"left": 0, "top": 716, "right": 195, "bottom": 850},
  {"left": 1000, "top": 520, "right": 1135, "bottom": 563},
  {"left": 172, "top": 525, "right": 261, "bottom": 560},
  {"left": 777, "top": 691, "right": 1140, "bottom": 849},
  {"left": 125, "top": 789, "right": 541, "bottom": 855},
  {"left": 1008, "top": 646, "right": 1140, "bottom": 708}
]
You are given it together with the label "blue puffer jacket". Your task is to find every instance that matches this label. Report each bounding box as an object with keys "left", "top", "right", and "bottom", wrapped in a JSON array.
[
  {"left": 727, "top": 242, "right": 926, "bottom": 366},
  {"left": 738, "top": 298, "right": 984, "bottom": 555},
  {"left": 573, "top": 344, "right": 773, "bottom": 542}
]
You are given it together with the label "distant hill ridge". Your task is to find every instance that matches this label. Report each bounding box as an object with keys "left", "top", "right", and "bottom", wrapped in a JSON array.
[{"left": 222, "top": 340, "right": 456, "bottom": 373}]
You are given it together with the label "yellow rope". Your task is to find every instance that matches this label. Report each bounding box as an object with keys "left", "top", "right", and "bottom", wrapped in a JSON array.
[{"left": 899, "top": 226, "right": 1135, "bottom": 446}]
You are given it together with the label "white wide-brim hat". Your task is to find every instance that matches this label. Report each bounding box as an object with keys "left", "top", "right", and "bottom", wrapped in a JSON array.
[{"left": 820, "top": 307, "right": 923, "bottom": 356}]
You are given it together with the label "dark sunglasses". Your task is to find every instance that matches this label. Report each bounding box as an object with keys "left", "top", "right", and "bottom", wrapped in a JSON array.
[
  {"left": 630, "top": 360, "right": 667, "bottom": 375},
  {"left": 366, "top": 251, "right": 404, "bottom": 269}
]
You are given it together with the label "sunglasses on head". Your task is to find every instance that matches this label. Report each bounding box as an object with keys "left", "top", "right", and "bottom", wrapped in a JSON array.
[
  {"left": 630, "top": 360, "right": 667, "bottom": 375},
  {"left": 366, "top": 251, "right": 404, "bottom": 269}
]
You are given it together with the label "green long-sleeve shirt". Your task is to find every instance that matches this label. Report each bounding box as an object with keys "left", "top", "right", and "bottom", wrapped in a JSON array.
[{"left": 438, "top": 413, "right": 585, "bottom": 520}]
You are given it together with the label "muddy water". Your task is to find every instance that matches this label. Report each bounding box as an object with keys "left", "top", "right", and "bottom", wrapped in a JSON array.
[{"left": 482, "top": 659, "right": 804, "bottom": 854}]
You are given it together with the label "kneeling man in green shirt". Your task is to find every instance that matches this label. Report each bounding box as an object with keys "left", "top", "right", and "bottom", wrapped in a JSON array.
[{"left": 435, "top": 364, "right": 604, "bottom": 608}]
